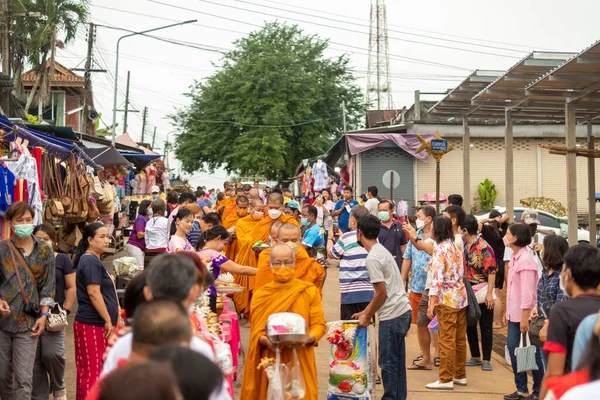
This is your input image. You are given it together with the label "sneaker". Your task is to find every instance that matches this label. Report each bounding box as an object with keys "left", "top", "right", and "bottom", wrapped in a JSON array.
[
  {"left": 504, "top": 391, "right": 528, "bottom": 400},
  {"left": 525, "top": 395, "right": 538, "bottom": 400},
  {"left": 482, "top": 360, "right": 493, "bottom": 371},
  {"left": 453, "top": 378, "right": 467, "bottom": 386},
  {"left": 465, "top": 357, "right": 483, "bottom": 366},
  {"left": 426, "top": 380, "right": 454, "bottom": 390}
]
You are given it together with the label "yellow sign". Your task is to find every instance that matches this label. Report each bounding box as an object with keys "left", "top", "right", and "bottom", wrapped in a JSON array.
[{"left": 415, "top": 131, "right": 454, "bottom": 162}]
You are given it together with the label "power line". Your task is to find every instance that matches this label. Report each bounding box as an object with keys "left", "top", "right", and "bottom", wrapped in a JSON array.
[
  {"left": 148, "top": 0, "right": 473, "bottom": 71},
  {"left": 188, "top": 0, "right": 520, "bottom": 59},
  {"left": 232, "top": 0, "right": 525, "bottom": 54},
  {"left": 252, "top": 0, "right": 547, "bottom": 51}
]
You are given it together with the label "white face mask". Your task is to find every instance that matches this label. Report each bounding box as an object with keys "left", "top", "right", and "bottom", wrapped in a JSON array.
[
  {"left": 415, "top": 219, "right": 425, "bottom": 230},
  {"left": 268, "top": 209, "right": 282, "bottom": 220}
]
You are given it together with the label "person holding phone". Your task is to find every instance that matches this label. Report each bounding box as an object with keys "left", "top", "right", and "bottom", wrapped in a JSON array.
[{"left": 332, "top": 186, "right": 359, "bottom": 233}]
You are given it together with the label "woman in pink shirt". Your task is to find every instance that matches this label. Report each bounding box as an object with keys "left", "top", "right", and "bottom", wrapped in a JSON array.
[{"left": 503, "top": 223, "right": 545, "bottom": 400}]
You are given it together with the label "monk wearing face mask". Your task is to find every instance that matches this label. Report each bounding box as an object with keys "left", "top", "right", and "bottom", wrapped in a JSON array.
[
  {"left": 232, "top": 199, "right": 265, "bottom": 316},
  {"left": 254, "top": 223, "right": 324, "bottom": 295},
  {"left": 222, "top": 196, "right": 250, "bottom": 260},
  {"left": 241, "top": 244, "right": 327, "bottom": 400}
]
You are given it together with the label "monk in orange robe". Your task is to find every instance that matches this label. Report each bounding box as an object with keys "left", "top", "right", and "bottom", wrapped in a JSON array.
[
  {"left": 216, "top": 187, "right": 234, "bottom": 215},
  {"left": 222, "top": 196, "right": 249, "bottom": 260},
  {"left": 255, "top": 224, "right": 325, "bottom": 295},
  {"left": 232, "top": 199, "right": 264, "bottom": 315},
  {"left": 244, "top": 192, "right": 300, "bottom": 269},
  {"left": 241, "top": 245, "right": 327, "bottom": 400}
]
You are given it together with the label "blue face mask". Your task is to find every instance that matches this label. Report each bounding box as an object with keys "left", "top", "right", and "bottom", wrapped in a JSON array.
[{"left": 301, "top": 217, "right": 309, "bottom": 226}]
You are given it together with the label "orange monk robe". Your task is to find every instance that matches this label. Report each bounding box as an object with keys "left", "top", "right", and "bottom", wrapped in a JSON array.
[
  {"left": 216, "top": 196, "right": 234, "bottom": 215},
  {"left": 254, "top": 247, "right": 325, "bottom": 296},
  {"left": 246, "top": 215, "right": 300, "bottom": 269},
  {"left": 240, "top": 279, "right": 327, "bottom": 400},
  {"left": 222, "top": 202, "right": 241, "bottom": 260},
  {"left": 231, "top": 215, "right": 260, "bottom": 314}
]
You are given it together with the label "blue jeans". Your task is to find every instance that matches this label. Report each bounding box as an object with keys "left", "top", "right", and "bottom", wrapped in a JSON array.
[
  {"left": 507, "top": 322, "right": 545, "bottom": 396},
  {"left": 378, "top": 310, "right": 412, "bottom": 400}
]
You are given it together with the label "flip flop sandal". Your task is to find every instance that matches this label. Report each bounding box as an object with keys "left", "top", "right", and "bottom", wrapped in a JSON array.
[
  {"left": 407, "top": 362, "right": 432, "bottom": 371},
  {"left": 412, "top": 355, "right": 423, "bottom": 363},
  {"left": 434, "top": 357, "right": 440, "bottom": 367}
]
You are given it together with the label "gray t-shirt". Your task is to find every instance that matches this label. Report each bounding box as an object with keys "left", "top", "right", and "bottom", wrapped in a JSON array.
[{"left": 366, "top": 243, "right": 411, "bottom": 321}]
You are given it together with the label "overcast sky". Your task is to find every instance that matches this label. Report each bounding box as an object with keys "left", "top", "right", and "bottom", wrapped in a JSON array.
[{"left": 55, "top": 0, "right": 600, "bottom": 187}]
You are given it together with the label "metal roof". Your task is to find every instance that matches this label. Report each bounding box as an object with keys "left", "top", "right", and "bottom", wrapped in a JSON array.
[
  {"left": 427, "top": 70, "right": 503, "bottom": 118},
  {"left": 426, "top": 40, "right": 600, "bottom": 123}
]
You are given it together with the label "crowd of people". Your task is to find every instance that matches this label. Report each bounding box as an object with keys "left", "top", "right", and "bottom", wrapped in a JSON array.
[{"left": 1, "top": 180, "right": 600, "bottom": 400}]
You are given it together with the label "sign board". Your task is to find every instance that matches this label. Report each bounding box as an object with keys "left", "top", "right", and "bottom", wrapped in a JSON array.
[
  {"left": 431, "top": 139, "right": 448, "bottom": 152},
  {"left": 382, "top": 170, "right": 400, "bottom": 189}
]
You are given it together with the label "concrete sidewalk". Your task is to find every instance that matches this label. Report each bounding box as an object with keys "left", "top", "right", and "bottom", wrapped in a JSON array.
[{"left": 236, "top": 264, "right": 519, "bottom": 399}]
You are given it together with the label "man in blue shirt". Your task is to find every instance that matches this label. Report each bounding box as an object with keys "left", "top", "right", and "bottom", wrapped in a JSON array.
[
  {"left": 301, "top": 204, "right": 324, "bottom": 254},
  {"left": 332, "top": 186, "right": 359, "bottom": 233},
  {"left": 195, "top": 190, "right": 211, "bottom": 215}
]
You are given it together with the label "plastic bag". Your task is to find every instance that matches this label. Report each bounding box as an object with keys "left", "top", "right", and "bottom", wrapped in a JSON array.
[
  {"left": 285, "top": 349, "right": 306, "bottom": 399},
  {"left": 427, "top": 316, "right": 438, "bottom": 332},
  {"left": 113, "top": 257, "right": 139, "bottom": 276},
  {"left": 267, "top": 348, "right": 285, "bottom": 400}
]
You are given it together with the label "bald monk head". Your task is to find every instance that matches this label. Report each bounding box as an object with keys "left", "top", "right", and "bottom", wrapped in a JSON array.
[
  {"left": 278, "top": 223, "right": 301, "bottom": 252},
  {"left": 270, "top": 244, "right": 296, "bottom": 283},
  {"left": 248, "top": 187, "right": 260, "bottom": 200},
  {"left": 249, "top": 198, "right": 265, "bottom": 221},
  {"left": 266, "top": 192, "right": 284, "bottom": 220},
  {"left": 223, "top": 181, "right": 230, "bottom": 190},
  {"left": 225, "top": 187, "right": 234, "bottom": 197},
  {"left": 269, "top": 220, "right": 285, "bottom": 246},
  {"left": 236, "top": 196, "right": 249, "bottom": 217},
  {"left": 235, "top": 188, "right": 245, "bottom": 198}
]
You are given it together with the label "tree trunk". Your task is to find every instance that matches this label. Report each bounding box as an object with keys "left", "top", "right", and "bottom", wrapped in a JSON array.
[{"left": 24, "top": 70, "right": 42, "bottom": 112}]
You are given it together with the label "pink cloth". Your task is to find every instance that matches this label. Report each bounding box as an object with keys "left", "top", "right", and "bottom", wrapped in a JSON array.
[
  {"left": 506, "top": 246, "right": 538, "bottom": 323},
  {"left": 219, "top": 310, "right": 240, "bottom": 381},
  {"left": 346, "top": 133, "right": 434, "bottom": 161}
]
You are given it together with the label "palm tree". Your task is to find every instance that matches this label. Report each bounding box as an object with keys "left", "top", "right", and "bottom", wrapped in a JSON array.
[{"left": 23, "top": 0, "right": 89, "bottom": 113}]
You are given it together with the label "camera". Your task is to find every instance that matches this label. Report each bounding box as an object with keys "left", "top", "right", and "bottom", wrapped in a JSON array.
[{"left": 23, "top": 302, "right": 41, "bottom": 318}]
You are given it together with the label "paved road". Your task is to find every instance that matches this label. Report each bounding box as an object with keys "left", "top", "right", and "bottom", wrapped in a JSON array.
[{"left": 59, "top": 250, "right": 520, "bottom": 399}]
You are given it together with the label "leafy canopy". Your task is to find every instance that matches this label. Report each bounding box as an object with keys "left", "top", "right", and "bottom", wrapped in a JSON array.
[{"left": 173, "top": 22, "right": 363, "bottom": 181}]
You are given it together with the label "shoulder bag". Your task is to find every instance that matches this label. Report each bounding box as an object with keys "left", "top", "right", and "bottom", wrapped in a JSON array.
[
  {"left": 6, "top": 240, "right": 41, "bottom": 318},
  {"left": 529, "top": 277, "right": 552, "bottom": 347}
]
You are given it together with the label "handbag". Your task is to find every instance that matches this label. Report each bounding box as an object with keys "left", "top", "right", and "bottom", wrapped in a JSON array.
[
  {"left": 46, "top": 304, "right": 68, "bottom": 332},
  {"left": 514, "top": 333, "right": 539, "bottom": 373},
  {"left": 464, "top": 278, "right": 482, "bottom": 327},
  {"left": 529, "top": 277, "right": 552, "bottom": 347},
  {"left": 6, "top": 240, "right": 41, "bottom": 318}
]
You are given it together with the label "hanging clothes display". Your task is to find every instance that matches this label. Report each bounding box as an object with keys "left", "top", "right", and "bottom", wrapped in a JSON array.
[
  {"left": 146, "top": 164, "right": 157, "bottom": 194},
  {"left": 311, "top": 160, "right": 328, "bottom": 192},
  {"left": 6, "top": 153, "right": 43, "bottom": 226},
  {"left": 135, "top": 171, "right": 147, "bottom": 196},
  {"left": 162, "top": 170, "right": 170, "bottom": 190},
  {"left": 0, "top": 164, "right": 15, "bottom": 215}
]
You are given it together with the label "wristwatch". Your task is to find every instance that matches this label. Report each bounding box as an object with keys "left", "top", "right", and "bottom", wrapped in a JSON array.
[
  {"left": 41, "top": 312, "right": 51, "bottom": 318},
  {"left": 415, "top": 238, "right": 422, "bottom": 243}
]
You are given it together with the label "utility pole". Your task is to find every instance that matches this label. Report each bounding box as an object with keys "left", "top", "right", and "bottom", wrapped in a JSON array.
[
  {"left": 81, "top": 22, "right": 95, "bottom": 135},
  {"left": 151, "top": 126, "right": 156, "bottom": 149},
  {"left": 342, "top": 101, "right": 347, "bottom": 132},
  {"left": 141, "top": 106, "right": 148, "bottom": 142},
  {"left": 123, "top": 70, "right": 131, "bottom": 134},
  {"left": 1, "top": 0, "right": 9, "bottom": 75},
  {"left": 164, "top": 139, "right": 170, "bottom": 170}
]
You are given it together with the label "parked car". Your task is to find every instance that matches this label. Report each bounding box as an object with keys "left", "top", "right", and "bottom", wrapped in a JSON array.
[{"left": 477, "top": 206, "right": 596, "bottom": 245}]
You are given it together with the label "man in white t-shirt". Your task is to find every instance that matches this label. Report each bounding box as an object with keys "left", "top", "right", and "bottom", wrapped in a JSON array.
[
  {"left": 103, "top": 254, "right": 215, "bottom": 376},
  {"left": 364, "top": 186, "right": 380, "bottom": 216},
  {"left": 353, "top": 215, "right": 412, "bottom": 400}
]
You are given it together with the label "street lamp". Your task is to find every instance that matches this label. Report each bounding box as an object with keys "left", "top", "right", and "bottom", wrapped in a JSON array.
[{"left": 111, "top": 20, "right": 197, "bottom": 146}]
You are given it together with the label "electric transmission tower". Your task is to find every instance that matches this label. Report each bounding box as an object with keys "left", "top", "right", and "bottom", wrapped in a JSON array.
[{"left": 366, "top": 0, "right": 393, "bottom": 111}]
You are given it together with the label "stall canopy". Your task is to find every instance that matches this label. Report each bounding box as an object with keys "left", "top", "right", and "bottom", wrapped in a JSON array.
[
  {"left": 82, "top": 146, "right": 132, "bottom": 166},
  {"left": 120, "top": 153, "right": 162, "bottom": 170},
  {"left": 116, "top": 133, "right": 157, "bottom": 155}
]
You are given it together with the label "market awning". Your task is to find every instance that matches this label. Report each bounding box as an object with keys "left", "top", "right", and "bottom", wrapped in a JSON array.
[
  {"left": 24, "top": 123, "right": 80, "bottom": 142},
  {"left": 82, "top": 146, "right": 132, "bottom": 166},
  {"left": 120, "top": 153, "right": 162, "bottom": 170}
]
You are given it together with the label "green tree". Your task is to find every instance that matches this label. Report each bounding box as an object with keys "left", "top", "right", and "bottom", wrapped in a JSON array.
[
  {"left": 22, "top": 0, "right": 89, "bottom": 112},
  {"left": 173, "top": 22, "right": 363, "bottom": 181}
]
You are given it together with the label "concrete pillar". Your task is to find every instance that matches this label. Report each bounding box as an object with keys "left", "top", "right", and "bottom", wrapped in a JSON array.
[
  {"left": 587, "top": 121, "right": 596, "bottom": 246},
  {"left": 463, "top": 118, "right": 471, "bottom": 212},
  {"left": 505, "top": 109, "right": 514, "bottom": 223},
  {"left": 414, "top": 90, "right": 421, "bottom": 121},
  {"left": 565, "top": 103, "right": 578, "bottom": 246}
]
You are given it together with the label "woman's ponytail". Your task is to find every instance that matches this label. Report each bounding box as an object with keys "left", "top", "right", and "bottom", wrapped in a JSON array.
[
  {"left": 194, "top": 225, "right": 229, "bottom": 251},
  {"left": 73, "top": 222, "right": 104, "bottom": 268}
]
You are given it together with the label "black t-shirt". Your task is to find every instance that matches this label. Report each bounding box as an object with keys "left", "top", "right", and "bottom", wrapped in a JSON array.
[
  {"left": 377, "top": 221, "right": 408, "bottom": 268},
  {"left": 54, "top": 253, "right": 74, "bottom": 307},
  {"left": 545, "top": 294, "right": 600, "bottom": 373},
  {"left": 480, "top": 224, "right": 505, "bottom": 267},
  {"left": 75, "top": 254, "right": 119, "bottom": 326}
]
